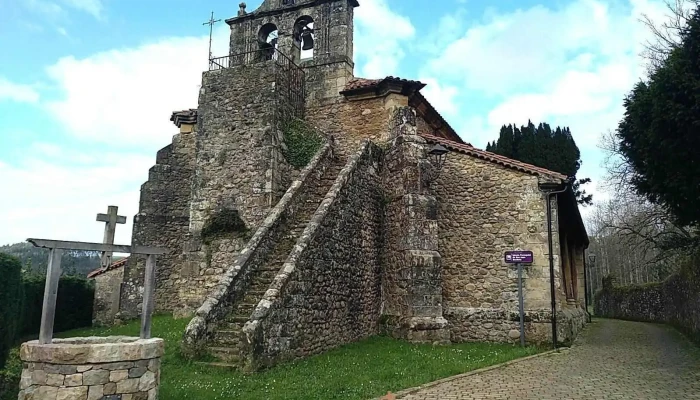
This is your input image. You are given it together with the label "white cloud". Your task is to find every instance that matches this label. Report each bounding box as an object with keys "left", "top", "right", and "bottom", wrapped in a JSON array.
[
  {"left": 0, "top": 77, "right": 40, "bottom": 103},
  {"left": 419, "top": 77, "right": 460, "bottom": 116},
  {"left": 424, "top": 0, "right": 671, "bottom": 96},
  {"left": 25, "top": 0, "right": 63, "bottom": 16},
  {"left": 45, "top": 26, "right": 229, "bottom": 146},
  {"left": 0, "top": 148, "right": 152, "bottom": 246},
  {"left": 425, "top": 0, "right": 672, "bottom": 151},
  {"left": 60, "top": 0, "right": 103, "bottom": 19},
  {"left": 354, "top": 0, "right": 415, "bottom": 78},
  {"left": 1, "top": 25, "right": 232, "bottom": 245},
  {"left": 24, "top": 0, "right": 104, "bottom": 19}
]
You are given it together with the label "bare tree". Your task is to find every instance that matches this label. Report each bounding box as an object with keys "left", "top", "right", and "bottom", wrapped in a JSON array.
[{"left": 640, "top": 0, "right": 699, "bottom": 74}]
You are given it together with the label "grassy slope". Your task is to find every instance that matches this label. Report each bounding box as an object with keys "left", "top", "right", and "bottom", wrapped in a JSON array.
[{"left": 44, "top": 315, "right": 542, "bottom": 400}]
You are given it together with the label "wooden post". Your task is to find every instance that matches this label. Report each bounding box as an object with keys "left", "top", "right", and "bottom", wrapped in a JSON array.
[
  {"left": 140, "top": 254, "right": 156, "bottom": 339},
  {"left": 39, "top": 248, "right": 64, "bottom": 344}
]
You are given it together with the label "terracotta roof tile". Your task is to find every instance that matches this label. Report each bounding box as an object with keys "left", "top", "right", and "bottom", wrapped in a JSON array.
[
  {"left": 422, "top": 134, "right": 568, "bottom": 180},
  {"left": 170, "top": 109, "right": 198, "bottom": 128},
  {"left": 342, "top": 76, "right": 425, "bottom": 93},
  {"left": 344, "top": 78, "right": 383, "bottom": 91},
  {"left": 87, "top": 257, "right": 129, "bottom": 279}
]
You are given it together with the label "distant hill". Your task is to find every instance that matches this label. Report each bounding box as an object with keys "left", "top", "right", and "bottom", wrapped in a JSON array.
[{"left": 0, "top": 242, "right": 107, "bottom": 277}]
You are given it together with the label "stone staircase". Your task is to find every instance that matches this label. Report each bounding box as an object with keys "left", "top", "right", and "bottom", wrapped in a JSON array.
[{"left": 206, "top": 157, "right": 345, "bottom": 365}]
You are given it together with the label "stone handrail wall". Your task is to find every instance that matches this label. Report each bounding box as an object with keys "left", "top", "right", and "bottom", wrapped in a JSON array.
[
  {"left": 240, "top": 140, "right": 385, "bottom": 370},
  {"left": 183, "top": 141, "right": 334, "bottom": 354},
  {"left": 594, "top": 271, "right": 700, "bottom": 343}
]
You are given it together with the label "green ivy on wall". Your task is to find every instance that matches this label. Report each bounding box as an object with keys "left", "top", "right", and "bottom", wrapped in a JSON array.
[{"left": 281, "top": 118, "right": 324, "bottom": 169}]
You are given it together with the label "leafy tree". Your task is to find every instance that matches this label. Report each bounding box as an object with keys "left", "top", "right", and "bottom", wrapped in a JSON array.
[
  {"left": 0, "top": 242, "right": 101, "bottom": 277},
  {"left": 0, "top": 254, "right": 22, "bottom": 369},
  {"left": 617, "top": 6, "right": 700, "bottom": 227},
  {"left": 488, "top": 122, "right": 593, "bottom": 205}
]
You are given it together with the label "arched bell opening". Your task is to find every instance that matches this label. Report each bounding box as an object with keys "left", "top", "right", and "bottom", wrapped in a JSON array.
[
  {"left": 258, "top": 23, "right": 279, "bottom": 61},
  {"left": 293, "top": 16, "right": 314, "bottom": 62}
]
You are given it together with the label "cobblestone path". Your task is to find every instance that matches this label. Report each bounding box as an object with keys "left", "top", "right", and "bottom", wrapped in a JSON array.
[{"left": 400, "top": 319, "right": 700, "bottom": 399}]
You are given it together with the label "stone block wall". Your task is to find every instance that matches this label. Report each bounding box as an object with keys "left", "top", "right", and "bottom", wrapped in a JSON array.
[
  {"left": 595, "top": 271, "right": 700, "bottom": 343},
  {"left": 120, "top": 132, "right": 196, "bottom": 319},
  {"left": 18, "top": 337, "right": 163, "bottom": 400},
  {"left": 306, "top": 95, "right": 398, "bottom": 156},
  {"left": 92, "top": 268, "right": 124, "bottom": 326},
  {"left": 381, "top": 107, "right": 448, "bottom": 343},
  {"left": 433, "top": 151, "right": 578, "bottom": 343},
  {"left": 183, "top": 143, "right": 334, "bottom": 353},
  {"left": 241, "top": 141, "right": 384, "bottom": 369},
  {"left": 190, "top": 63, "right": 280, "bottom": 233}
]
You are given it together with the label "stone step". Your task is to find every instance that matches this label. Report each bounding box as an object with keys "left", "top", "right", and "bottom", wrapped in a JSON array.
[
  {"left": 208, "top": 346, "right": 241, "bottom": 363},
  {"left": 235, "top": 303, "right": 257, "bottom": 314},
  {"left": 195, "top": 361, "right": 239, "bottom": 369},
  {"left": 225, "top": 315, "right": 249, "bottom": 324},
  {"left": 242, "top": 293, "right": 263, "bottom": 305},
  {"left": 213, "top": 330, "right": 241, "bottom": 346}
]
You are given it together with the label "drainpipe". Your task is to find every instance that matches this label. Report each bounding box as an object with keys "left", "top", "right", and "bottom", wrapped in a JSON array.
[
  {"left": 538, "top": 181, "right": 569, "bottom": 350},
  {"left": 583, "top": 250, "right": 592, "bottom": 323}
]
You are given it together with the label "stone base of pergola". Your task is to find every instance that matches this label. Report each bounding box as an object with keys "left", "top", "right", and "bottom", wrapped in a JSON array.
[{"left": 18, "top": 336, "right": 164, "bottom": 400}]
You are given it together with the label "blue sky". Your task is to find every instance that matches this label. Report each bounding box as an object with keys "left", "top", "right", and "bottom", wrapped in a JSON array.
[{"left": 0, "top": 0, "right": 671, "bottom": 246}]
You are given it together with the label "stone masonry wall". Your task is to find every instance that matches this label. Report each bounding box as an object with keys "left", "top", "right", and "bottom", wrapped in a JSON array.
[
  {"left": 177, "top": 62, "right": 301, "bottom": 317},
  {"left": 241, "top": 141, "right": 384, "bottom": 369},
  {"left": 183, "top": 143, "right": 334, "bottom": 353},
  {"left": 381, "top": 107, "right": 449, "bottom": 343},
  {"left": 119, "top": 132, "right": 196, "bottom": 319},
  {"left": 190, "top": 63, "right": 279, "bottom": 233},
  {"left": 18, "top": 337, "right": 163, "bottom": 400},
  {"left": 306, "top": 94, "right": 401, "bottom": 156},
  {"left": 434, "top": 151, "right": 581, "bottom": 344},
  {"left": 595, "top": 269, "right": 700, "bottom": 343},
  {"left": 92, "top": 268, "right": 124, "bottom": 327}
]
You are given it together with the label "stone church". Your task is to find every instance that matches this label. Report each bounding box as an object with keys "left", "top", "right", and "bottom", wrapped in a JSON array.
[{"left": 91, "top": 0, "right": 588, "bottom": 370}]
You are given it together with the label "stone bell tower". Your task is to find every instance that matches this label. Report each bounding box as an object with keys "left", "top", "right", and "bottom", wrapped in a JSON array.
[{"left": 226, "top": 0, "right": 358, "bottom": 105}]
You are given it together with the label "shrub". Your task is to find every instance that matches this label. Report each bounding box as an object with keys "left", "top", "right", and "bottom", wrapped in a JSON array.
[
  {"left": 0, "top": 348, "right": 20, "bottom": 400},
  {"left": 20, "top": 275, "right": 94, "bottom": 336},
  {"left": 0, "top": 254, "right": 22, "bottom": 369}
]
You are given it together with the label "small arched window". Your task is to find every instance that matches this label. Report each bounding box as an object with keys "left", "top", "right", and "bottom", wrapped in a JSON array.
[
  {"left": 293, "top": 16, "right": 314, "bottom": 61},
  {"left": 258, "top": 23, "right": 279, "bottom": 61}
]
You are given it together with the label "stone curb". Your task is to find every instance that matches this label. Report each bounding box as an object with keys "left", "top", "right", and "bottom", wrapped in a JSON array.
[{"left": 371, "top": 348, "right": 562, "bottom": 399}]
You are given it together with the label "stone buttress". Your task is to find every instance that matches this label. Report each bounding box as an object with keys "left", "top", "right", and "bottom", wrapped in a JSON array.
[{"left": 382, "top": 106, "right": 450, "bottom": 343}]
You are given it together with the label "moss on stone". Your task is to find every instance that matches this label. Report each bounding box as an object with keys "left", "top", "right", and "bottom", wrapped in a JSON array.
[{"left": 281, "top": 118, "right": 324, "bottom": 169}]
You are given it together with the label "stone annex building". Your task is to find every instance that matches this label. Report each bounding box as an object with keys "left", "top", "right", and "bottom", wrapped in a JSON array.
[{"left": 89, "top": 0, "right": 588, "bottom": 370}]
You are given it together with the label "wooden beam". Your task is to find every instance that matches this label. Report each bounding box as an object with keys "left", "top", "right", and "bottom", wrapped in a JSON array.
[
  {"left": 39, "top": 249, "right": 63, "bottom": 344},
  {"left": 140, "top": 254, "right": 157, "bottom": 339},
  {"left": 27, "top": 238, "right": 169, "bottom": 255}
]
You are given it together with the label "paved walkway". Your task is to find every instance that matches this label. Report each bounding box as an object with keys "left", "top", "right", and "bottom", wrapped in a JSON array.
[{"left": 400, "top": 319, "right": 700, "bottom": 399}]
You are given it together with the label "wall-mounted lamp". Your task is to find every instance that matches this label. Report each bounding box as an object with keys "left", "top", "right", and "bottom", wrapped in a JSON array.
[
  {"left": 588, "top": 253, "right": 596, "bottom": 264},
  {"left": 428, "top": 144, "right": 449, "bottom": 171}
]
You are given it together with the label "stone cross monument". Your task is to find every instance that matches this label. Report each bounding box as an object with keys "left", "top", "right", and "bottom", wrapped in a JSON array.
[{"left": 96, "top": 205, "right": 126, "bottom": 268}]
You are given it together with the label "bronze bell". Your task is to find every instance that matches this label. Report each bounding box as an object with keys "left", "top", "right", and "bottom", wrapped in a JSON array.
[{"left": 301, "top": 30, "right": 314, "bottom": 50}]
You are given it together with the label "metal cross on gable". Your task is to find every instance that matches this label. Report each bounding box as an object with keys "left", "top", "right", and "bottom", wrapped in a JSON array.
[
  {"left": 96, "top": 205, "right": 126, "bottom": 268},
  {"left": 203, "top": 11, "right": 221, "bottom": 63}
]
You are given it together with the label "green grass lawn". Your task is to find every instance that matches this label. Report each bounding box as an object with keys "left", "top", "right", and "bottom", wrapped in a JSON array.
[{"left": 10, "top": 316, "right": 543, "bottom": 399}]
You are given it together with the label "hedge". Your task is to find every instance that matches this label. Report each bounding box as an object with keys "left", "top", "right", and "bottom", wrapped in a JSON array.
[
  {"left": 0, "top": 255, "right": 95, "bottom": 400},
  {"left": 0, "top": 254, "right": 22, "bottom": 369},
  {"left": 19, "top": 274, "right": 94, "bottom": 336}
]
